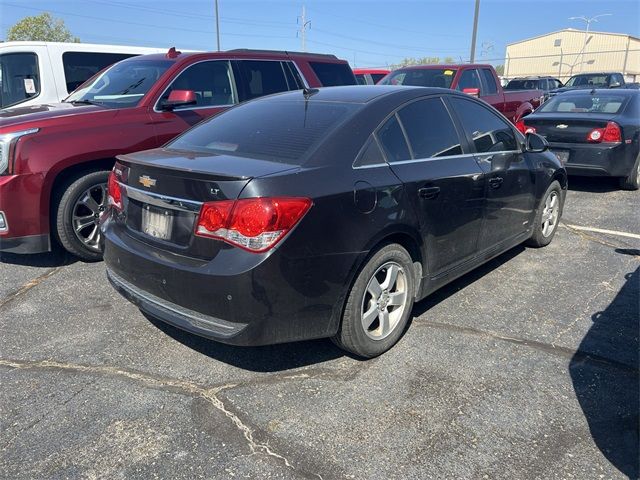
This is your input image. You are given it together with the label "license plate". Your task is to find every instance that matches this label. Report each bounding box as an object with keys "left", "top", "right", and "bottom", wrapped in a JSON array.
[
  {"left": 551, "top": 149, "right": 569, "bottom": 164},
  {"left": 141, "top": 205, "right": 173, "bottom": 240}
]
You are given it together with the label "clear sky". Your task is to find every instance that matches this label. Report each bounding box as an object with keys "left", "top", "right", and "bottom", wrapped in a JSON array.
[{"left": 1, "top": 0, "right": 638, "bottom": 67}]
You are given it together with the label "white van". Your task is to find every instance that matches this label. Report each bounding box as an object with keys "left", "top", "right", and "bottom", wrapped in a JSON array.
[{"left": 0, "top": 42, "right": 166, "bottom": 109}]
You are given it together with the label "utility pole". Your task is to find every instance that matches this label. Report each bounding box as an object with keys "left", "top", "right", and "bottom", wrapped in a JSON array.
[
  {"left": 298, "top": 5, "right": 311, "bottom": 52},
  {"left": 469, "top": 0, "right": 480, "bottom": 63},
  {"left": 215, "top": 0, "right": 220, "bottom": 51}
]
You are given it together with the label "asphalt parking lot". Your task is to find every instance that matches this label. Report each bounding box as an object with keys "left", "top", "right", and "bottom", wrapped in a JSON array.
[{"left": 1, "top": 177, "right": 638, "bottom": 480}]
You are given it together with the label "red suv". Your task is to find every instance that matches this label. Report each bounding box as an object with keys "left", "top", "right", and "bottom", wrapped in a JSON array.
[{"left": 0, "top": 48, "right": 355, "bottom": 259}]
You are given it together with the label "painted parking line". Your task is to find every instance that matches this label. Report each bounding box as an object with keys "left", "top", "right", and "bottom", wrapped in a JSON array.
[{"left": 562, "top": 223, "right": 640, "bottom": 240}]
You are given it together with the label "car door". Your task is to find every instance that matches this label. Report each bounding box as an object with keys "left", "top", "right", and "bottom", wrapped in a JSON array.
[
  {"left": 378, "top": 96, "right": 486, "bottom": 277},
  {"left": 150, "top": 60, "right": 238, "bottom": 145},
  {"left": 479, "top": 67, "right": 504, "bottom": 111},
  {"left": 447, "top": 96, "right": 536, "bottom": 252}
]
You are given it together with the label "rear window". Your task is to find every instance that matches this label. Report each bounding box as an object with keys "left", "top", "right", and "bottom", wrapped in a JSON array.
[
  {"left": 379, "top": 68, "right": 456, "bottom": 88},
  {"left": 0, "top": 52, "right": 40, "bottom": 108},
  {"left": 167, "top": 99, "right": 360, "bottom": 163},
  {"left": 309, "top": 62, "right": 356, "bottom": 86},
  {"left": 505, "top": 79, "right": 539, "bottom": 90},
  {"left": 370, "top": 73, "right": 387, "bottom": 84},
  {"left": 539, "top": 94, "right": 627, "bottom": 114},
  {"left": 564, "top": 75, "right": 608, "bottom": 88},
  {"left": 62, "top": 52, "right": 136, "bottom": 94}
]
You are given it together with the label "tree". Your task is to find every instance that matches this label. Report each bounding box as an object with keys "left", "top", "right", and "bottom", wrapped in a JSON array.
[{"left": 7, "top": 13, "right": 80, "bottom": 42}]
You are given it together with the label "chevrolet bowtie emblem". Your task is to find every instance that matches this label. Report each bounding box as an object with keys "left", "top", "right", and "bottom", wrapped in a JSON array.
[
  {"left": 556, "top": 124, "right": 568, "bottom": 129},
  {"left": 139, "top": 175, "right": 157, "bottom": 188}
]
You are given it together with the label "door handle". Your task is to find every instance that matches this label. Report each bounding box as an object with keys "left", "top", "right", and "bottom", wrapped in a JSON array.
[
  {"left": 418, "top": 186, "right": 440, "bottom": 199},
  {"left": 489, "top": 177, "right": 504, "bottom": 189}
]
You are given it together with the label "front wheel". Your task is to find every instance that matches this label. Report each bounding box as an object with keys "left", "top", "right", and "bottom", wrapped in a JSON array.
[
  {"left": 332, "top": 244, "right": 416, "bottom": 358},
  {"left": 526, "top": 180, "right": 563, "bottom": 248},
  {"left": 55, "top": 170, "right": 110, "bottom": 261}
]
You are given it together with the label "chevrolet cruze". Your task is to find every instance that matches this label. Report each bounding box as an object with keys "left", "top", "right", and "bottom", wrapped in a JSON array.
[{"left": 103, "top": 86, "right": 567, "bottom": 357}]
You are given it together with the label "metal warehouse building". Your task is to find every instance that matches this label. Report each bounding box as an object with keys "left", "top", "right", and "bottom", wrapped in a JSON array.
[{"left": 504, "top": 29, "right": 640, "bottom": 82}]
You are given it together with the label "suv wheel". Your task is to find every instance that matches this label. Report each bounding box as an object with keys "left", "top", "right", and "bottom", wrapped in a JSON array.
[
  {"left": 332, "top": 244, "right": 415, "bottom": 358},
  {"left": 55, "top": 170, "right": 109, "bottom": 261}
]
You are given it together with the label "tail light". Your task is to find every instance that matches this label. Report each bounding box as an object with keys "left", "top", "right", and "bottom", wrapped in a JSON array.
[
  {"left": 516, "top": 119, "right": 536, "bottom": 134},
  {"left": 107, "top": 170, "right": 123, "bottom": 211},
  {"left": 586, "top": 121, "right": 622, "bottom": 143},
  {"left": 195, "top": 197, "right": 312, "bottom": 252}
]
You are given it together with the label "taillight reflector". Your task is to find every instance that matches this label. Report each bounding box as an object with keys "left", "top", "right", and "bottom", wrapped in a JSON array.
[
  {"left": 107, "top": 171, "right": 123, "bottom": 211},
  {"left": 516, "top": 119, "right": 536, "bottom": 135},
  {"left": 195, "top": 197, "right": 312, "bottom": 252},
  {"left": 586, "top": 122, "right": 622, "bottom": 143}
]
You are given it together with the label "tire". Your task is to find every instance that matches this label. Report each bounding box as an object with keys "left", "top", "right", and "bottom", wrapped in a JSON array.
[
  {"left": 619, "top": 155, "right": 640, "bottom": 191},
  {"left": 55, "top": 170, "right": 110, "bottom": 261},
  {"left": 332, "top": 244, "right": 416, "bottom": 358},
  {"left": 526, "top": 180, "right": 563, "bottom": 248}
]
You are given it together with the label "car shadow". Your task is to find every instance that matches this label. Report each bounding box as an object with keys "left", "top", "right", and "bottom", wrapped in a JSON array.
[
  {"left": 567, "top": 176, "right": 621, "bottom": 193},
  {"left": 145, "top": 314, "right": 347, "bottom": 372},
  {"left": 412, "top": 245, "right": 525, "bottom": 317},
  {"left": 0, "top": 247, "right": 79, "bottom": 267},
  {"left": 569, "top": 267, "right": 639, "bottom": 479}
]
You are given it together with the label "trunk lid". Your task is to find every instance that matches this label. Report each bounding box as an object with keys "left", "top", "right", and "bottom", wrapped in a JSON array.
[
  {"left": 523, "top": 113, "right": 615, "bottom": 143},
  {"left": 114, "top": 148, "right": 299, "bottom": 258}
]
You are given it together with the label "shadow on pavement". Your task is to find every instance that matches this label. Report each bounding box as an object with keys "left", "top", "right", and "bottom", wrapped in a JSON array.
[
  {"left": 615, "top": 248, "right": 640, "bottom": 257},
  {"left": 412, "top": 245, "right": 525, "bottom": 317},
  {"left": 567, "top": 176, "right": 621, "bottom": 193},
  {"left": 0, "top": 246, "right": 79, "bottom": 267},
  {"left": 145, "top": 314, "right": 347, "bottom": 372},
  {"left": 570, "top": 267, "right": 639, "bottom": 479}
]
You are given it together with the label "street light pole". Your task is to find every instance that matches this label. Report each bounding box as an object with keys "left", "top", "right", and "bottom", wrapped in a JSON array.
[
  {"left": 215, "top": 0, "right": 221, "bottom": 51},
  {"left": 568, "top": 13, "right": 611, "bottom": 72},
  {"left": 469, "top": 0, "right": 480, "bottom": 63}
]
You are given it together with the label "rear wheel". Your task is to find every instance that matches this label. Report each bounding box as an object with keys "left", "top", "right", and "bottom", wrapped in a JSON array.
[
  {"left": 619, "top": 155, "right": 640, "bottom": 191},
  {"left": 55, "top": 170, "right": 109, "bottom": 261},
  {"left": 526, "top": 180, "right": 562, "bottom": 248},
  {"left": 332, "top": 244, "right": 415, "bottom": 358}
]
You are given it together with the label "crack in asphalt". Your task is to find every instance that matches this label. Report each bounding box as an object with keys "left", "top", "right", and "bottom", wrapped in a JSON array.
[
  {"left": 0, "top": 358, "right": 321, "bottom": 477},
  {"left": 0, "top": 267, "right": 62, "bottom": 310},
  {"left": 417, "top": 320, "right": 638, "bottom": 374}
]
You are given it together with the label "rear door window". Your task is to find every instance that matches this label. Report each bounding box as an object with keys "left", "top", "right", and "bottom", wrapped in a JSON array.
[
  {"left": 376, "top": 115, "right": 411, "bottom": 162},
  {"left": 481, "top": 69, "right": 498, "bottom": 95},
  {"left": 237, "top": 60, "right": 291, "bottom": 100},
  {"left": 309, "top": 62, "right": 356, "bottom": 86},
  {"left": 159, "top": 60, "right": 236, "bottom": 109},
  {"left": 0, "top": 52, "right": 40, "bottom": 108},
  {"left": 397, "top": 97, "right": 463, "bottom": 158},
  {"left": 449, "top": 97, "right": 518, "bottom": 153},
  {"left": 456, "top": 69, "right": 481, "bottom": 92},
  {"left": 62, "top": 52, "right": 136, "bottom": 93}
]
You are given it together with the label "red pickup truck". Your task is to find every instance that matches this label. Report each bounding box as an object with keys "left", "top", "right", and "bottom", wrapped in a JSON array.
[
  {"left": 0, "top": 48, "right": 356, "bottom": 259},
  {"left": 379, "top": 64, "right": 543, "bottom": 124}
]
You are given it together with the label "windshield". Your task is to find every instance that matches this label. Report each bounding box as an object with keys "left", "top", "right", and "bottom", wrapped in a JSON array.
[
  {"left": 505, "top": 79, "right": 539, "bottom": 90},
  {"left": 378, "top": 68, "right": 456, "bottom": 88},
  {"left": 65, "top": 59, "right": 172, "bottom": 108},
  {"left": 0, "top": 52, "right": 40, "bottom": 109},
  {"left": 539, "top": 94, "right": 627, "bottom": 114},
  {"left": 168, "top": 99, "right": 360, "bottom": 163},
  {"left": 564, "top": 74, "right": 608, "bottom": 88}
]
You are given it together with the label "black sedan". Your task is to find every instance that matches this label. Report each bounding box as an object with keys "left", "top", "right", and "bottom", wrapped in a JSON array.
[
  {"left": 102, "top": 86, "right": 567, "bottom": 357},
  {"left": 520, "top": 89, "right": 640, "bottom": 189}
]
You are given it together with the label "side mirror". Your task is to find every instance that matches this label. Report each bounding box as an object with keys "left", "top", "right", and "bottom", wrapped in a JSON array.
[
  {"left": 525, "top": 132, "right": 548, "bottom": 153},
  {"left": 462, "top": 87, "right": 480, "bottom": 97},
  {"left": 161, "top": 89, "right": 197, "bottom": 110},
  {"left": 609, "top": 81, "right": 621, "bottom": 88}
]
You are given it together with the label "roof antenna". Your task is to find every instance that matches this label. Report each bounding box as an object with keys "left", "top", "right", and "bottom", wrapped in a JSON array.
[
  {"left": 303, "top": 87, "right": 319, "bottom": 98},
  {"left": 166, "top": 47, "right": 181, "bottom": 59},
  {"left": 590, "top": 88, "right": 597, "bottom": 95}
]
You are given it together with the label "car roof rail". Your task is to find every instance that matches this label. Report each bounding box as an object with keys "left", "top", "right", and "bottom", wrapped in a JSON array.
[{"left": 227, "top": 48, "right": 338, "bottom": 59}]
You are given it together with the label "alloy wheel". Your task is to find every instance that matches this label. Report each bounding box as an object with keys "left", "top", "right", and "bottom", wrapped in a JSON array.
[
  {"left": 72, "top": 183, "right": 107, "bottom": 252},
  {"left": 361, "top": 261, "right": 408, "bottom": 340},
  {"left": 541, "top": 191, "right": 559, "bottom": 238}
]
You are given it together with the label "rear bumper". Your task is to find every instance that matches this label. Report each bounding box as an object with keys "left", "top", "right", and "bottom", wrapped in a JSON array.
[
  {"left": 548, "top": 142, "right": 636, "bottom": 177},
  {"left": 103, "top": 219, "right": 363, "bottom": 346}
]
